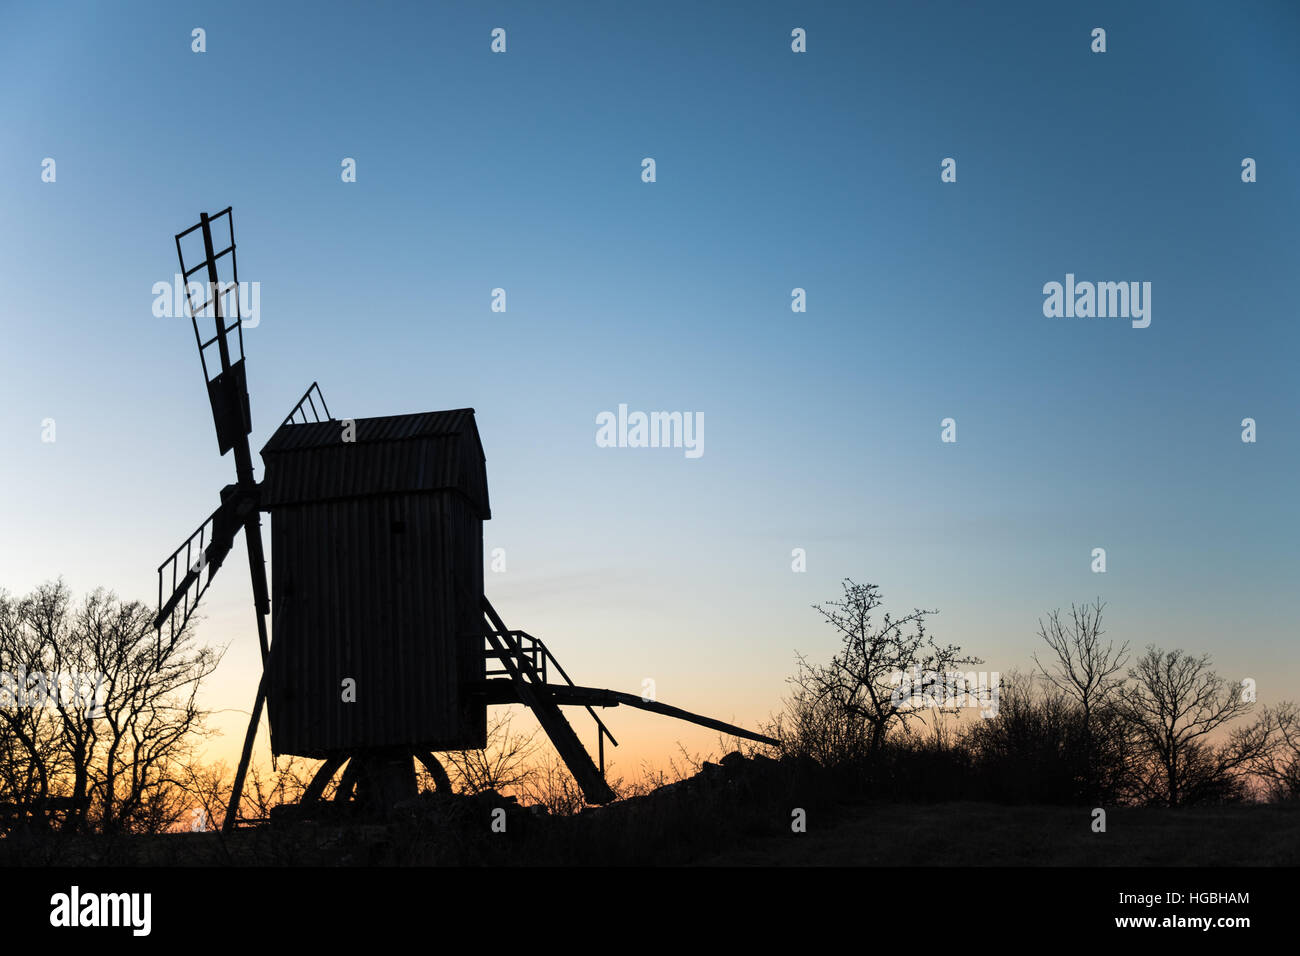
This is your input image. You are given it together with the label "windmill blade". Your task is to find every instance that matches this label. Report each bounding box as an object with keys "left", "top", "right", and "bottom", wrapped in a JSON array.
[
  {"left": 174, "top": 208, "right": 254, "bottom": 460},
  {"left": 159, "top": 208, "right": 274, "bottom": 833},
  {"left": 172, "top": 208, "right": 271, "bottom": 655},
  {"left": 154, "top": 491, "right": 243, "bottom": 637}
]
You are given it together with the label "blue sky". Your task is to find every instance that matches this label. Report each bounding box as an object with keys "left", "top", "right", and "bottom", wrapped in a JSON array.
[{"left": 1, "top": 1, "right": 1297, "bottom": 769}]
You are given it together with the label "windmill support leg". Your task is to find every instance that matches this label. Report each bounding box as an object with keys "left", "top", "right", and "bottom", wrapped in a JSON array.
[
  {"left": 301, "top": 755, "right": 347, "bottom": 804},
  {"left": 352, "top": 751, "right": 418, "bottom": 811},
  {"left": 333, "top": 759, "right": 360, "bottom": 803},
  {"left": 222, "top": 673, "right": 268, "bottom": 834},
  {"left": 415, "top": 752, "right": 452, "bottom": 794}
]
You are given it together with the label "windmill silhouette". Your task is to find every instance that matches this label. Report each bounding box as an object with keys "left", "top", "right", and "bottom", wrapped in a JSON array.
[{"left": 155, "top": 207, "right": 775, "bottom": 833}]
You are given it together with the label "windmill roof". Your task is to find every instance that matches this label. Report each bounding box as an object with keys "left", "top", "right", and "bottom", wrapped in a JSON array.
[{"left": 258, "top": 408, "right": 490, "bottom": 516}]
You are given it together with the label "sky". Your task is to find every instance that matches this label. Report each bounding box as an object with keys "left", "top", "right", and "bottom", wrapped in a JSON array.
[{"left": 1, "top": 0, "right": 1298, "bottom": 781}]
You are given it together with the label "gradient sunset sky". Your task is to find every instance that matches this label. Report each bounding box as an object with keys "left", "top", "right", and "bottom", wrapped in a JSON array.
[{"left": 2, "top": 0, "right": 1297, "bottom": 777}]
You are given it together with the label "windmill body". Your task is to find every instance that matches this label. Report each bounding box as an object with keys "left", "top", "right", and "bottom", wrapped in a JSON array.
[{"left": 260, "top": 410, "right": 490, "bottom": 757}]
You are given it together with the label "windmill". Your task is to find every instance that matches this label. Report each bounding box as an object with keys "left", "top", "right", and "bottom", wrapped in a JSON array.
[{"left": 156, "top": 207, "right": 776, "bottom": 833}]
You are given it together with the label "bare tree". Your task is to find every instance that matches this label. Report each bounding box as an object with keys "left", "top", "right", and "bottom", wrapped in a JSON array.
[
  {"left": 177, "top": 756, "right": 333, "bottom": 829},
  {"left": 521, "top": 752, "right": 587, "bottom": 815},
  {"left": 0, "top": 584, "right": 71, "bottom": 825},
  {"left": 0, "top": 581, "right": 221, "bottom": 833},
  {"left": 177, "top": 759, "right": 232, "bottom": 831},
  {"left": 780, "top": 579, "right": 979, "bottom": 767},
  {"left": 962, "top": 670, "right": 1070, "bottom": 800},
  {"left": 241, "top": 757, "right": 316, "bottom": 821},
  {"left": 1241, "top": 702, "right": 1300, "bottom": 801},
  {"left": 1192, "top": 717, "right": 1274, "bottom": 803},
  {"left": 1121, "top": 646, "right": 1253, "bottom": 806},
  {"left": 440, "top": 709, "right": 540, "bottom": 796},
  {"left": 76, "top": 588, "right": 220, "bottom": 831},
  {"left": 1032, "top": 599, "right": 1129, "bottom": 799}
]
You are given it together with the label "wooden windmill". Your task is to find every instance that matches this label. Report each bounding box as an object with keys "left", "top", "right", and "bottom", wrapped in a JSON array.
[{"left": 154, "top": 208, "right": 775, "bottom": 833}]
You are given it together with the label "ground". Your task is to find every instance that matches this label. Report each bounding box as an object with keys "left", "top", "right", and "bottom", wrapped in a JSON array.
[
  {"left": 4, "top": 798, "right": 1297, "bottom": 866},
  {"left": 698, "top": 800, "right": 1300, "bottom": 866}
]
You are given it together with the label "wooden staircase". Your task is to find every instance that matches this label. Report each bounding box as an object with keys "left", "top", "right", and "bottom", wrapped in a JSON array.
[{"left": 480, "top": 596, "right": 616, "bottom": 804}]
